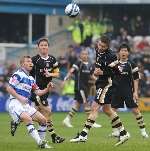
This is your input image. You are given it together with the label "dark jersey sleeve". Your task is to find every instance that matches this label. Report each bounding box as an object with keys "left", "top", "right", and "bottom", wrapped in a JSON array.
[
  {"left": 51, "top": 56, "right": 59, "bottom": 69},
  {"left": 90, "top": 64, "right": 95, "bottom": 75},
  {"left": 72, "top": 60, "right": 81, "bottom": 72},
  {"left": 130, "top": 61, "right": 140, "bottom": 80},
  {"left": 103, "top": 53, "right": 117, "bottom": 76},
  {"left": 95, "top": 52, "right": 102, "bottom": 68},
  {"left": 30, "top": 55, "right": 39, "bottom": 78}
]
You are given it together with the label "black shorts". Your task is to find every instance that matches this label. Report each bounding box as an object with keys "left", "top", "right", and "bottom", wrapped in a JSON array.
[
  {"left": 94, "top": 84, "right": 112, "bottom": 105},
  {"left": 30, "top": 92, "right": 49, "bottom": 106},
  {"left": 74, "top": 89, "right": 88, "bottom": 104},
  {"left": 111, "top": 89, "right": 138, "bottom": 109}
]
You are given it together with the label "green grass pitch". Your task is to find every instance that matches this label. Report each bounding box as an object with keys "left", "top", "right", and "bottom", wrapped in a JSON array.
[{"left": 0, "top": 112, "right": 150, "bottom": 151}]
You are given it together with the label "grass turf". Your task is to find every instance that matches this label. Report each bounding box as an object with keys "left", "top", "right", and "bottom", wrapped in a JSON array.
[{"left": 0, "top": 112, "right": 150, "bottom": 151}]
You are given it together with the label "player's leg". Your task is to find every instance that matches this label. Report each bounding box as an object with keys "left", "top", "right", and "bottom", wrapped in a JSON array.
[
  {"left": 103, "top": 104, "right": 130, "bottom": 146},
  {"left": 82, "top": 90, "right": 101, "bottom": 128},
  {"left": 103, "top": 104, "right": 119, "bottom": 137},
  {"left": 70, "top": 101, "right": 101, "bottom": 142},
  {"left": 32, "top": 111, "right": 53, "bottom": 148},
  {"left": 8, "top": 100, "right": 47, "bottom": 148},
  {"left": 101, "top": 86, "right": 129, "bottom": 146},
  {"left": 63, "top": 99, "right": 80, "bottom": 128},
  {"left": 132, "top": 107, "right": 149, "bottom": 138},
  {"left": 108, "top": 89, "right": 128, "bottom": 138},
  {"left": 20, "top": 112, "right": 42, "bottom": 145},
  {"left": 38, "top": 94, "right": 65, "bottom": 143},
  {"left": 29, "top": 107, "right": 47, "bottom": 141},
  {"left": 70, "top": 86, "right": 109, "bottom": 142},
  {"left": 9, "top": 98, "right": 22, "bottom": 136},
  {"left": 125, "top": 96, "right": 149, "bottom": 138},
  {"left": 10, "top": 120, "right": 20, "bottom": 136},
  {"left": 23, "top": 103, "right": 52, "bottom": 148},
  {"left": 20, "top": 112, "right": 50, "bottom": 148}
]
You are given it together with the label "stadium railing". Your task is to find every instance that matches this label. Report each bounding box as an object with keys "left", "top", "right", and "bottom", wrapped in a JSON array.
[{"left": 1, "top": 30, "right": 72, "bottom": 64}]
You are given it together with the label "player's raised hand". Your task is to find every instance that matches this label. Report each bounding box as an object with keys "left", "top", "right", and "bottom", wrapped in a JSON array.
[
  {"left": 47, "top": 82, "right": 54, "bottom": 89},
  {"left": 64, "top": 75, "right": 69, "bottom": 81},
  {"left": 44, "top": 68, "right": 51, "bottom": 77}
]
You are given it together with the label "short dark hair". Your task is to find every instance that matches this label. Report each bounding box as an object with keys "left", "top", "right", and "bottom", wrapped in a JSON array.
[
  {"left": 37, "top": 37, "right": 49, "bottom": 46},
  {"left": 118, "top": 43, "right": 130, "bottom": 52},
  {"left": 100, "top": 35, "right": 110, "bottom": 46}
]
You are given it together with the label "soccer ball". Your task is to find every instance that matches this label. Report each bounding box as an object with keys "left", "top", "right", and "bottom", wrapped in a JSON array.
[{"left": 65, "top": 3, "right": 80, "bottom": 17}]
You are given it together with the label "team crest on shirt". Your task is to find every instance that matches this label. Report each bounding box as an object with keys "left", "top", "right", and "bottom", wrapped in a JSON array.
[
  {"left": 118, "top": 65, "right": 123, "bottom": 73},
  {"left": 46, "top": 63, "right": 49, "bottom": 68}
]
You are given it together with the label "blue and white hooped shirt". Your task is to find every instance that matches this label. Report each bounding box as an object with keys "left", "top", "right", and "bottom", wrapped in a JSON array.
[{"left": 8, "top": 68, "right": 39, "bottom": 102}]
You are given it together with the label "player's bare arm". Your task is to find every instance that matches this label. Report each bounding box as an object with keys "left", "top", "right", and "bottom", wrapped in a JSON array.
[
  {"left": 6, "top": 85, "right": 28, "bottom": 104},
  {"left": 133, "top": 79, "right": 139, "bottom": 101},
  {"left": 64, "top": 67, "right": 75, "bottom": 81}
]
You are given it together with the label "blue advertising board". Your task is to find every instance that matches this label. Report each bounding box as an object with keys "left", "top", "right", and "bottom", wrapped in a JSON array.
[{"left": 1, "top": 94, "right": 128, "bottom": 112}]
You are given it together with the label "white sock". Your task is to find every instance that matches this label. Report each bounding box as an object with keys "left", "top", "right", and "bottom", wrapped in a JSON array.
[
  {"left": 38, "top": 124, "right": 47, "bottom": 141},
  {"left": 140, "top": 128, "right": 146, "bottom": 133},
  {"left": 112, "top": 128, "right": 119, "bottom": 133},
  {"left": 112, "top": 128, "right": 119, "bottom": 134},
  {"left": 26, "top": 123, "right": 41, "bottom": 145},
  {"left": 83, "top": 128, "right": 89, "bottom": 134},
  {"left": 118, "top": 126, "right": 125, "bottom": 132},
  {"left": 66, "top": 115, "right": 71, "bottom": 121}
]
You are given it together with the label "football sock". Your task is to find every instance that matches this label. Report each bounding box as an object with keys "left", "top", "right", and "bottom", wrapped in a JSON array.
[
  {"left": 135, "top": 113, "right": 145, "bottom": 129},
  {"left": 26, "top": 123, "right": 41, "bottom": 144},
  {"left": 68, "top": 107, "right": 78, "bottom": 119},
  {"left": 111, "top": 115, "right": 127, "bottom": 136},
  {"left": 47, "top": 121, "right": 57, "bottom": 139},
  {"left": 80, "top": 119, "right": 95, "bottom": 137},
  {"left": 38, "top": 124, "right": 47, "bottom": 141},
  {"left": 84, "top": 107, "right": 91, "bottom": 116}
]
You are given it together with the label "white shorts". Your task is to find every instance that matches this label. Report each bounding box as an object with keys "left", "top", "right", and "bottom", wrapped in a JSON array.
[{"left": 8, "top": 98, "right": 37, "bottom": 123}]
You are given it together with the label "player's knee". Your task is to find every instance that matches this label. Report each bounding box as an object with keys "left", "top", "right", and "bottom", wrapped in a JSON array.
[
  {"left": 90, "top": 105, "right": 99, "bottom": 117},
  {"left": 40, "top": 116, "right": 47, "bottom": 125},
  {"left": 103, "top": 107, "right": 112, "bottom": 116},
  {"left": 21, "top": 114, "right": 32, "bottom": 124},
  {"left": 89, "top": 109, "right": 98, "bottom": 120},
  {"left": 43, "top": 106, "right": 51, "bottom": 114},
  {"left": 131, "top": 107, "right": 140, "bottom": 115},
  {"left": 103, "top": 104, "right": 111, "bottom": 113}
]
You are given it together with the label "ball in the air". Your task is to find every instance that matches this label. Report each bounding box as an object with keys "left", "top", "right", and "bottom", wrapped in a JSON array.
[{"left": 65, "top": 3, "right": 80, "bottom": 17}]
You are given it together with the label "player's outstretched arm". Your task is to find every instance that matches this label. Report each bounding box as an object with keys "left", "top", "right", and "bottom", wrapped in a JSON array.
[{"left": 64, "top": 67, "right": 75, "bottom": 81}]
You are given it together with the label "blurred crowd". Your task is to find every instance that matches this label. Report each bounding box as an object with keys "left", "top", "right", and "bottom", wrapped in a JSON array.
[
  {"left": 0, "top": 40, "right": 150, "bottom": 97},
  {"left": 64, "top": 15, "right": 150, "bottom": 97},
  {"left": 0, "top": 63, "right": 16, "bottom": 96},
  {"left": 0, "top": 14, "right": 150, "bottom": 98},
  {"left": 67, "top": 15, "right": 150, "bottom": 47},
  {"left": 58, "top": 43, "right": 150, "bottom": 97}
]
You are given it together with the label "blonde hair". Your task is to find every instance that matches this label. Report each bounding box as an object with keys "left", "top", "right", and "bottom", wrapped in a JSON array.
[{"left": 20, "top": 56, "right": 31, "bottom": 65}]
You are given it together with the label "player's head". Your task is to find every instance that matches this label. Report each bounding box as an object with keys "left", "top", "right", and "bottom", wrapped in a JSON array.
[
  {"left": 37, "top": 37, "right": 49, "bottom": 56},
  {"left": 80, "top": 49, "right": 88, "bottom": 62},
  {"left": 118, "top": 43, "right": 130, "bottom": 60},
  {"left": 20, "top": 56, "right": 33, "bottom": 71},
  {"left": 95, "top": 35, "right": 110, "bottom": 53}
]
